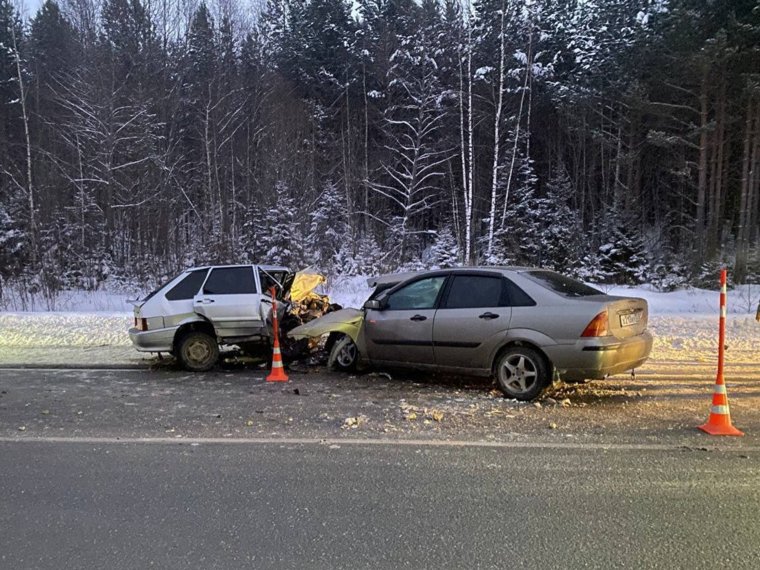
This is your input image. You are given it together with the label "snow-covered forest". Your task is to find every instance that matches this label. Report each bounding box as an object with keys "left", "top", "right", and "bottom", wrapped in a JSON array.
[{"left": 0, "top": 0, "right": 759, "bottom": 301}]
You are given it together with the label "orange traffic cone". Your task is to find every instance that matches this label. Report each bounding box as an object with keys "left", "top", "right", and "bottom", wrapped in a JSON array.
[
  {"left": 697, "top": 375, "right": 743, "bottom": 436},
  {"left": 266, "top": 290, "right": 288, "bottom": 383},
  {"left": 697, "top": 269, "right": 743, "bottom": 436}
]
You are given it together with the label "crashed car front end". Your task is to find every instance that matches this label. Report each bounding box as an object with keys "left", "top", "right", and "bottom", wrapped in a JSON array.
[{"left": 287, "top": 307, "right": 368, "bottom": 368}]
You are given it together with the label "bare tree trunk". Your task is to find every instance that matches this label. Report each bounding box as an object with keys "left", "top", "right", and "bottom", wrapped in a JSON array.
[
  {"left": 204, "top": 101, "right": 217, "bottom": 244},
  {"left": 363, "top": 63, "right": 370, "bottom": 232},
  {"left": 695, "top": 72, "right": 709, "bottom": 262},
  {"left": 750, "top": 103, "right": 760, "bottom": 250},
  {"left": 736, "top": 97, "right": 754, "bottom": 282},
  {"left": 77, "top": 134, "right": 86, "bottom": 250},
  {"left": 344, "top": 80, "right": 353, "bottom": 230},
  {"left": 747, "top": 104, "right": 760, "bottom": 267},
  {"left": 613, "top": 122, "right": 623, "bottom": 210},
  {"left": 459, "top": 5, "right": 474, "bottom": 265},
  {"left": 486, "top": 0, "right": 507, "bottom": 259},
  {"left": 499, "top": 26, "right": 532, "bottom": 231},
  {"left": 708, "top": 78, "right": 726, "bottom": 257},
  {"left": 10, "top": 24, "right": 36, "bottom": 265}
]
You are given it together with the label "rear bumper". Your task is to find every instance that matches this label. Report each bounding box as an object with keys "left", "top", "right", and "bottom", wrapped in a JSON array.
[
  {"left": 547, "top": 331, "right": 653, "bottom": 381},
  {"left": 128, "top": 327, "right": 177, "bottom": 353}
]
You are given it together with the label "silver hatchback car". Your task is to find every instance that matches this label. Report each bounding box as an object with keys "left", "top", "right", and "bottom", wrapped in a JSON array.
[
  {"left": 289, "top": 267, "right": 653, "bottom": 400},
  {"left": 129, "top": 264, "right": 290, "bottom": 371}
]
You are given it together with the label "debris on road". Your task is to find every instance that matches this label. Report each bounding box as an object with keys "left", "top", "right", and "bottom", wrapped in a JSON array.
[
  {"left": 342, "top": 415, "right": 367, "bottom": 429},
  {"left": 430, "top": 410, "right": 444, "bottom": 422}
]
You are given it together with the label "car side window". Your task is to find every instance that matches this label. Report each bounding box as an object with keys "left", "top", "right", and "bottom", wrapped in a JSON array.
[
  {"left": 385, "top": 276, "right": 446, "bottom": 310},
  {"left": 203, "top": 267, "right": 256, "bottom": 295},
  {"left": 504, "top": 278, "right": 536, "bottom": 307},
  {"left": 166, "top": 270, "right": 208, "bottom": 301},
  {"left": 443, "top": 275, "right": 505, "bottom": 309}
]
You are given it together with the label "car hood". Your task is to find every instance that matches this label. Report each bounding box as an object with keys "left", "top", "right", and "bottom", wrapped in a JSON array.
[
  {"left": 287, "top": 308, "right": 364, "bottom": 340},
  {"left": 289, "top": 272, "right": 326, "bottom": 303}
]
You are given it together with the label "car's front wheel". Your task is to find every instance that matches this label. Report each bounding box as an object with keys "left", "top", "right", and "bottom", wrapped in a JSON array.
[
  {"left": 177, "top": 331, "right": 219, "bottom": 372},
  {"left": 494, "top": 346, "right": 551, "bottom": 401},
  {"left": 328, "top": 334, "right": 359, "bottom": 372}
]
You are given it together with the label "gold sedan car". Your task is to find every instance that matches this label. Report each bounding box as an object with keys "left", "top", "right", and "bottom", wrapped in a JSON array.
[{"left": 288, "top": 268, "right": 653, "bottom": 401}]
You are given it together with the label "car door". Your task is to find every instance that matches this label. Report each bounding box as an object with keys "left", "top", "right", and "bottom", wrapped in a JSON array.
[
  {"left": 193, "top": 266, "right": 263, "bottom": 338},
  {"left": 364, "top": 275, "right": 448, "bottom": 366},
  {"left": 432, "top": 273, "right": 512, "bottom": 371},
  {"left": 257, "top": 267, "right": 290, "bottom": 323}
]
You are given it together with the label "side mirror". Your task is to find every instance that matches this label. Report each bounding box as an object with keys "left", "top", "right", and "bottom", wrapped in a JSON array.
[{"left": 364, "top": 299, "right": 383, "bottom": 311}]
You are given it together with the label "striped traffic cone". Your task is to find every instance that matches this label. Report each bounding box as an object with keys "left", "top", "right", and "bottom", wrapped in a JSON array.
[
  {"left": 266, "top": 289, "right": 288, "bottom": 383},
  {"left": 698, "top": 374, "right": 743, "bottom": 436},
  {"left": 697, "top": 269, "right": 743, "bottom": 436}
]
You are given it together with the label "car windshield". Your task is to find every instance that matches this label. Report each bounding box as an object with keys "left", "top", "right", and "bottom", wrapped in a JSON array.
[{"left": 524, "top": 270, "right": 602, "bottom": 297}]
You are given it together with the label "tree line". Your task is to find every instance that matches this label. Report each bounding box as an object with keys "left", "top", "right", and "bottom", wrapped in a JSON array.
[{"left": 0, "top": 0, "right": 758, "bottom": 300}]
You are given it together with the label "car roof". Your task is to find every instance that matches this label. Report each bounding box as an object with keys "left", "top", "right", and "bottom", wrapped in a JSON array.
[
  {"left": 184, "top": 264, "right": 290, "bottom": 272},
  {"left": 366, "top": 272, "right": 422, "bottom": 288},
  {"left": 368, "top": 266, "right": 538, "bottom": 286}
]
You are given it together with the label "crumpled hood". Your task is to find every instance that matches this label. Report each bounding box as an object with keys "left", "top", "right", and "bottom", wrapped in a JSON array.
[
  {"left": 287, "top": 308, "right": 364, "bottom": 340},
  {"left": 289, "top": 272, "right": 326, "bottom": 303}
]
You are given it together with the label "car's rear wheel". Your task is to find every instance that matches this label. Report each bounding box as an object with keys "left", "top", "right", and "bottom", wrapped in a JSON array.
[
  {"left": 329, "top": 334, "right": 359, "bottom": 372},
  {"left": 177, "top": 331, "right": 219, "bottom": 372},
  {"left": 495, "top": 346, "right": 551, "bottom": 401}
]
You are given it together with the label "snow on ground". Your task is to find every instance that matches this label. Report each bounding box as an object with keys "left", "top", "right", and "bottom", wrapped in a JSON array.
[{"left": 0, "top": 277, "right": 758, "bottom": 367}]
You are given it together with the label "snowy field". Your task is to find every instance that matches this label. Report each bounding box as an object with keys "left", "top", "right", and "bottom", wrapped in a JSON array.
[{"left": 0, "top": 277, "right": 758, "bottom": 367}]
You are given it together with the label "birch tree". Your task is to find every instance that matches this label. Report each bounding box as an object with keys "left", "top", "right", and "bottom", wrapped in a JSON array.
[{"left": 368, "top": 30, "right": 450, "bottom": 263}]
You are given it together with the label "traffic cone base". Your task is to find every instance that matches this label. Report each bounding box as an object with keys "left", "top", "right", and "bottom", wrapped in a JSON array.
[
  {"left": 698, "top": 402, "right": 744, "bottom": 436},
  {"left": 698, "top": 422, "right": 744, "bottom": 437},
  {"left": 266, "top": 347, "right": 288, "bottom": 382}
]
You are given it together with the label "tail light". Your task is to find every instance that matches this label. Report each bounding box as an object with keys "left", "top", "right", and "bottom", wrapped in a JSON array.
[
  {"left": 134, "top": 317, "right": 148, "bottom": 331},
  {"left": 581, "top": 311, "right": 609, "bottom": 337}
]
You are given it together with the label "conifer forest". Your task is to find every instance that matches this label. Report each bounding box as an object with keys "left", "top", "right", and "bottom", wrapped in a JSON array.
[{"left": 0, "top": 0, "right": 759, "bottom": 299}]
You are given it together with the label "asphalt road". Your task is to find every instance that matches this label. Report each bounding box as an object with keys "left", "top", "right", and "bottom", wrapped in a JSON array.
[
  {"left": 1, "top": 440, "right": 759, "bottom": 569},
  {"left": 1, "top": 366, "right": 759, "bottom": 446},
  {"left": 2, "top": 368, "right": 760, "bottom": 568}
]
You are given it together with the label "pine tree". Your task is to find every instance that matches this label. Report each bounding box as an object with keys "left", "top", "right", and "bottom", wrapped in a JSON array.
[
  {"left": 259, "top": 183, "right": 304, "bottom": 267},
  {"left": 594, "top": 207, "right": 649, "bottom": 285},
  {"left": 534, "top": 165, "right": 582, "bottom": 272},
  {"left": 368, "top": 18, "right": 450, "bottom": 264},
  {"left": 307, "top": 180, "right": 349, "bottom": 272},
  {"left": 0, "top": 0, "right": 23, "bottom": 170},
  {"left": 490, "top": 157, "right": 539, "bottom": 265},
  {"left": 428, "top": 223, "right": 460, "bottom": 268}
]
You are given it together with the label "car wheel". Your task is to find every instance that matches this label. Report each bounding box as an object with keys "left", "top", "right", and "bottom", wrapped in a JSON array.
[
  {"left": 177, "top": 331, "right": 219, "bottom": 372},
  {"left": 329, "top": 334, "right": 358, "bottom": 372},
  {"left": 494, "top": 346, "right": 551, "bottom": 401}
]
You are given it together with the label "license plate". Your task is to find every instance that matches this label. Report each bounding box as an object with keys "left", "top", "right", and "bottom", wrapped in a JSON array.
[{"left": 619, "top": 312, "right": 641, "bottom": 327}]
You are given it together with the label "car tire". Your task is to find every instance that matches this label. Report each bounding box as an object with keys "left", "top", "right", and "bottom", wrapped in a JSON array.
[
  {"left": 329, "top": 334, "right": 359, "bottom": 372},
  {"left": 494, "top": 346, "right": 551, "bottom": 401},
  {"left": 177, "top": 331, "right": 219, "bottom": 372}
]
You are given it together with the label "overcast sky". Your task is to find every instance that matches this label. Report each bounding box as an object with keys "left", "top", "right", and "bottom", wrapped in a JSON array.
[{"left": 18, "top": 0, "right": 44, "bottom": 20}]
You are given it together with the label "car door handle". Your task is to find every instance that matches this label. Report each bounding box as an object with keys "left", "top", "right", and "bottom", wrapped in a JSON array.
[
  {"left": 479, "top": 312, "right": 499, "bottom": 320},
  {"left": 410, "top": 314, "right": 427, "bottom": 321},
  {"left": 197, "top": 299, "right": 215, "bottom": 304}
]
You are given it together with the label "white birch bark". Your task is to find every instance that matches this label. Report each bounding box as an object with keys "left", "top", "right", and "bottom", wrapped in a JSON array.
[
  {"left": 465, "top": 3, "right": 475, "bottom": 264},
  {"left": 500, "top": 26, "right": 532, "bottom": 230},
  {"left": 458, "top": 24, "right": 471, "bottom": 265},
  {"left": 10, "top": 23, "right": 36, "bottom": 264},
  {"left": 486, "top": 0, "right": 507, "bottom": 259}
]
